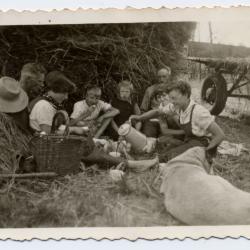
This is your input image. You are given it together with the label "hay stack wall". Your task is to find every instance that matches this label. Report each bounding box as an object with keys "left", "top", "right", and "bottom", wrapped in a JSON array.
[{"left": 0, "top": 23, "right": 196, "bottom": 111}]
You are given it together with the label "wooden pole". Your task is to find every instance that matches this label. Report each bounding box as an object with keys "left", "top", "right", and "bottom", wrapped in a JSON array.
[
  {"left": 209, "top": 21, "right": 213, "bottom": 44},
  {"left": 0, "top": 172, "right": 58, "bottom": 179}
]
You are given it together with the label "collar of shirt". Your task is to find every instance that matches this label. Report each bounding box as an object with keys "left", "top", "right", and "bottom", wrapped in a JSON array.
[
  {"left": 179, "top": 99, "right": 196, "bottom": 123},
  {"left": 180, "top": 99, "right": 195, "bottom": 115}
]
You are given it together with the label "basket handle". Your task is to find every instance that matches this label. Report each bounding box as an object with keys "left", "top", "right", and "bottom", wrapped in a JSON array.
[{"left": 51, "top": 110, "right": 70, "bottom": 136}]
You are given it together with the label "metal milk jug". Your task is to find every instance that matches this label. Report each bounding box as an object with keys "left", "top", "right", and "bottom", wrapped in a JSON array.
[{"left": 118, "top": 123, "right": 147, "bottom": 152}]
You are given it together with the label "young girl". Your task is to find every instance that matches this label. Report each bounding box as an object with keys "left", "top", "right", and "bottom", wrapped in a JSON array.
[
  {"left": 141, "top": 88, "right": 170, "bottom": 138},
  {"left": 107, "top": 80, "right": 142, "bottom": 140}
]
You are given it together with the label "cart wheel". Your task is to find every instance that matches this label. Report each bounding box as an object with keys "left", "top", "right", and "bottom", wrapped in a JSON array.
[{"left": 201, "top": 74, "right": 228, "bottom": 116}]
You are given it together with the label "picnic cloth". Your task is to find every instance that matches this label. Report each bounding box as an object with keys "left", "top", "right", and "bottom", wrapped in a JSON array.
[{"left": 218, "top": 140, "right": 249, "bottom": 156}]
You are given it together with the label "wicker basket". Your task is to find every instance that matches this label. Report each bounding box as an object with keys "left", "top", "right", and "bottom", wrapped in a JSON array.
[{"left": 29, "top": 110, "right": 94, "bottom": 175}]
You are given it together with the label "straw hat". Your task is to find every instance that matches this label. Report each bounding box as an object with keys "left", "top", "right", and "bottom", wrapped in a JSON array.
[{"left": 0, "top": 76, "right": 28, "bottom": 113}]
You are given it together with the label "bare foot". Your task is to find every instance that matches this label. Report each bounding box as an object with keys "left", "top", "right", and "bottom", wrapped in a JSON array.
[{"left": 127, "top": 156, "right": 159, "bottom": 173}]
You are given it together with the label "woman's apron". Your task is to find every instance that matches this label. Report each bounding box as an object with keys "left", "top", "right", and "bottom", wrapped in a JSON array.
[
  {"left": 179, "top": 104, "right": 209, "bottom": 147},
  {"left": 158, "top": 104, "right": 215, "bottom": 162}
]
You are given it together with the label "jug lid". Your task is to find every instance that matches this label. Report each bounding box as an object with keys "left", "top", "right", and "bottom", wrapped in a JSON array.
[{"left": 118, "top": 123, "right": 130, "bottom": 136}]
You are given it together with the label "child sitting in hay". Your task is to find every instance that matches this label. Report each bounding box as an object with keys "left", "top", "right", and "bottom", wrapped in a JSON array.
[
  {"left": 142, "top": 89, "right": 170, "bottom": 138},
  {"left": 105, "top": 80, "right": 142, "bottom": 141},
  {"left": 140, "top": 67, "right": 174, "bottom": 138},
  {"left": 0, "top": 76, "right": 31, "bottom": 173},
  {"left": 70, "top": 85, "right": 119, "bottom": 139}
]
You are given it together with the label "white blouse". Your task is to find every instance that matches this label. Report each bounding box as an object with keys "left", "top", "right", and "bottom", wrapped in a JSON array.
[{"left": 159, "top": 99, "right": 215, "bottom": 137}]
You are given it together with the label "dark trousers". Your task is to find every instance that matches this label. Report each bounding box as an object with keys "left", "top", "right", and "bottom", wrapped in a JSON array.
[
  {"left": 156, "top": 136, "right": 217, "bottom": 163},
  {"left": 142, "top": 120, "right": 160, "bottom": 138},
  {"left": 82, "top": 146, "right": 126, "bottom": 167}
]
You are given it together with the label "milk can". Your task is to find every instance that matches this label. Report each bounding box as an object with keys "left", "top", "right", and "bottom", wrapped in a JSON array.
[{"left": 118, "top": 123, "right": 147, "bottom": 152}]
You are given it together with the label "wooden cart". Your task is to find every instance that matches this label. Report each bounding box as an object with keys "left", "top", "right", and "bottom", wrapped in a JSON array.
[{"left": 187, "top": 57, "right": 250, "bottom": 115}]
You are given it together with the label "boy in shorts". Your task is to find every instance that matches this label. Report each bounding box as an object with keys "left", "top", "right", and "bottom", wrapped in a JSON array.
[{"left": 70, "top": 85, "right": 119, "bottom": 138}]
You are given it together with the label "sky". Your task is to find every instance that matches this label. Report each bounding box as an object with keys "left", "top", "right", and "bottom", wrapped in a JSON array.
[
  {"left": 1, "top": 1, "right": 250, "bottom": 47},
  {"left": 193, "top": 21, "right": 250, "bottom": 47}
]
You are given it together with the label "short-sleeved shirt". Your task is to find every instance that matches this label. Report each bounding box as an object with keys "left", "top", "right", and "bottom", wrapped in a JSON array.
[
  {"left": 159, "top": 99, "right": 215, "bottom": 137},
  {"left": 29, "top": 100, "right": 57, "bottom": 132},
  {"left": 70, "top": 100, "right": 111, "bottom": 121}
]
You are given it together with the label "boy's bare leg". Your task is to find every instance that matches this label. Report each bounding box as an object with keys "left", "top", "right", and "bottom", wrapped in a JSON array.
[
  {"left": 94, "top": 117, "right": 112, "bottom": 139},
  {"left": 82, "top": 145, "right": 158, "bottom": 171},
  {"left": 82, "top": 146, "right": 126, "bottom": 167}
]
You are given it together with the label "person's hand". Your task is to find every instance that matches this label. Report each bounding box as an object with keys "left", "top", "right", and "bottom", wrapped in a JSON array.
[
  {"left": 89, "top": 105, "right": 96, "bottom": 112},
  {"left": 143, "top": 137, "right": 157, "bottom": 153},
  {"left": 69, "top": 126, "right": 89, "bottom": 135},
  {"left": 205, "top": 148, "right": 214, "bottom": 165},
  {"left": 76, "top": 121, "right": 86, "bottom": 127},
  {"left": 129, "top": 115, "right": 141, "bottom": 123},
  {"left": 82, "top": 105, "right": 96, "bottom": 117},
  {"left": 161, "top": 103, "right": 176, "bottom": 117}
]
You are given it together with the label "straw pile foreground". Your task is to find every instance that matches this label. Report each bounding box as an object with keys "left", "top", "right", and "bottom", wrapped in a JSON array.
[{"left": 0, "top": 113, "right": 31, "bottom": 173}]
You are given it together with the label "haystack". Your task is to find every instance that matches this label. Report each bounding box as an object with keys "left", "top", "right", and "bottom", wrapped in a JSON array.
[
  {"left": 0, "top": 23, "right": 196, "bottom": 109},
  {"left": 0, "top": 113, "right": 31, "bottom": 173}
]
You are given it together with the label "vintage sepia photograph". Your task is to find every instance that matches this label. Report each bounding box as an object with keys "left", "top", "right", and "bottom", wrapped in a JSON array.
[{"left": 0, "top": 9, "right": 249, "bottom": 236}]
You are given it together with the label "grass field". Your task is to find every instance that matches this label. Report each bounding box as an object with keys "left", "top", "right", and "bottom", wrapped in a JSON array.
[
  {"left": 0, "top": 78, "right": 249, "bottom": 228},
  {"left": 0, "top": 114, "right": 249, "bottom": 228}
]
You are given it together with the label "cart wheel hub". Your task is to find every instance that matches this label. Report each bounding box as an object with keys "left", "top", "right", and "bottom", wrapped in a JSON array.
[{"left": 206, "top": 87, "right": 216, "bottom": 104}]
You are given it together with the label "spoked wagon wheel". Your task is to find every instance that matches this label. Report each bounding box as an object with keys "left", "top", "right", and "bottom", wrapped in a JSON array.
[{"left": 201, "top": 74, "right": 228, "bottom": 116}]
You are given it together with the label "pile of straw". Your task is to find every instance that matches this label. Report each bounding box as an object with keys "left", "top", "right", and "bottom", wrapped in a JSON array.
[
  {"left": 0, "top": 23, "right": 196, "bottom": 108},
  {"left": 0, "top": 113, "right": 31, "bottom": 173}
]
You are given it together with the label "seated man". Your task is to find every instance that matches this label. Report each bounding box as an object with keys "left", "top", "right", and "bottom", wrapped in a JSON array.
[
  {"left": 70, "top": 85, "right": 119, "bottom": 139},
  {"left": 19, "top": 62, "right": 47, "bottom": 104},
  {"left": 105, "top": 80, "right": 142, "bottom": 140}
]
